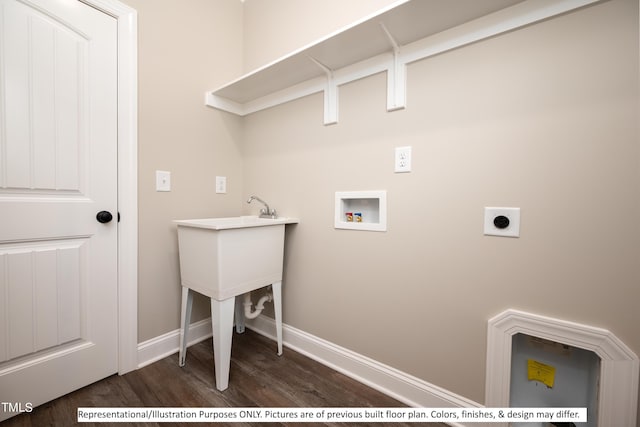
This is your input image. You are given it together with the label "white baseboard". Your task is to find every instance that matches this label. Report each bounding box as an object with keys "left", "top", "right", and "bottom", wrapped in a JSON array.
[
  {"left": 137, "top": 317, "right": 212, "bottom": 368},
  {"left": 247, "top": 315, "right": 482, "bottom": 427},
  {"left": 137, "top": 315, "right": 482, "bottom": 427}
]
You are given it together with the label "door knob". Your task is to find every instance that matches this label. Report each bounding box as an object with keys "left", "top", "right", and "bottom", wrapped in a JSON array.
[{"left": 96, "top": 211, "right": 113, "bottom": 223}]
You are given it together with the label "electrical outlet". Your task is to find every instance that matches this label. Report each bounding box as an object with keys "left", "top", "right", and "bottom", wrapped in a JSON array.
[
  {"left": 484, "top": 207, "right": 520, "bottom": 237},
  {"left": 156, "top": 170, "right": 171, "bottom": 192},
  {"left": 216, "top": 176, "right": 227, "bottom": 194},
  {"left": 395, "top": 146, "right": 411, "bottom": 173}
]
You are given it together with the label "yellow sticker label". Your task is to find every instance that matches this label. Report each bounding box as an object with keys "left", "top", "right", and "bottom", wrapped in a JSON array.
[{"left": 527, "top": 359, "right": 556, "bottom": 388}]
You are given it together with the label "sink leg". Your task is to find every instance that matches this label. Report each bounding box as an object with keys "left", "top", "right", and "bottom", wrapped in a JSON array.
[
  {"left": 212, "top": 297, "right": 235, "bottom": 391},
  {"left": 234, "top": 295, "right": 246, "bottom": 334},
  {"left": 272, "top": 281, "right": 283, "bottom": 356},
  {"left": 178, "top": 287, "right": 193, "bottom": 367}
]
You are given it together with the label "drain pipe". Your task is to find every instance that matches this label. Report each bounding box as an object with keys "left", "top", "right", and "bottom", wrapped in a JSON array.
[{"left": 243, "top": 291, "right": 273, "bottom": 320}]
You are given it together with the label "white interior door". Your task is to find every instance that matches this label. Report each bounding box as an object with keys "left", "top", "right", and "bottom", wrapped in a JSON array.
[{"left": 0, "top": 0, "right": 118, "bottom": 420}]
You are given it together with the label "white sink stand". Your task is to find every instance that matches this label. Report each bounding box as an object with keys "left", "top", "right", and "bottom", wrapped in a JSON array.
[
  {"left": 178, "top": 282, "right": 283, "bottom": 391},
  {"left": 173, "top": 216, "right": 298, "bottom": 391}
]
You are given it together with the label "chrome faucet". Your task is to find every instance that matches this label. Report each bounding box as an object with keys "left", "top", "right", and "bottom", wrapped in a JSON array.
[{"left": 247, "top": 195, "right": 277, "bottom": 219}]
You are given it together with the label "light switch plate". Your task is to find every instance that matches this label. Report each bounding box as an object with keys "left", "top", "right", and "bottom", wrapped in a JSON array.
[
  {"left": 484, "top": 207, "right": 520, "bottom": 237},
  {"left": 156, "top": 170, "right": 171, "bottom": 192}
]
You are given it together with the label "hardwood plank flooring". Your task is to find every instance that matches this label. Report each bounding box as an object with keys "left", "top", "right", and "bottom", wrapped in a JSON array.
[{"left": 3, "top": 329, "right": 447, "bottom": 426}]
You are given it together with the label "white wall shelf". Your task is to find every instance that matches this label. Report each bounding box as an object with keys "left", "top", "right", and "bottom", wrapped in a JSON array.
[
  {"left": 206, "top": 0, "right": 602, "bottom": 125},
  {"left": 335, "top": 191, "right": 387, "bottom": 232}
]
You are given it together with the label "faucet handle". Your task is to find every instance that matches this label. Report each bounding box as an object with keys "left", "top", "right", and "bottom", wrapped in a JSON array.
[
  {"left": 259, "top": 208, "right": 277, "bottom": 219},
  {"left": 248, "top": 196, "right": 277, "bottom": 218}
]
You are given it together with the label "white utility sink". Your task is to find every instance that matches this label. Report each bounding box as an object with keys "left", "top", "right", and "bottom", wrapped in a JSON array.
[
  {"left": 174, "top": 215, "right": 298, "bottom": 391},
  {"left": 174, "top": 216, "right": 298, "bottom": 300}
]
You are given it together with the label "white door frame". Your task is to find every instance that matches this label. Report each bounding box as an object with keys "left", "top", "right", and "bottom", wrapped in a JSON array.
[{"left": 81, "top": 0, "right": 138, "bottom": 375}]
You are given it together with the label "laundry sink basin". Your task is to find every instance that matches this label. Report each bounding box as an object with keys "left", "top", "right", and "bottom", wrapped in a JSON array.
[
  {"left": 174, "top": 216, "right": 298, "bottom": 300},
  {"left": 175, "top": 215, "right": 297, "bottom": 230}
]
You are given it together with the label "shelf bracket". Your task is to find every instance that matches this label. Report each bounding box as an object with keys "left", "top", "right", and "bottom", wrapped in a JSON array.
[
  {"left": 380, "top": 23, "right": 406, "bottom": 112},
  {"left": 308, "top": 55, "right": 338, "bottom": 125}
]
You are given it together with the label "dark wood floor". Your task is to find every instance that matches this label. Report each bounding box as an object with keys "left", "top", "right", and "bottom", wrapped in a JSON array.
[{"left": 3, "top": 329, "right": 447, "bottom": 426}]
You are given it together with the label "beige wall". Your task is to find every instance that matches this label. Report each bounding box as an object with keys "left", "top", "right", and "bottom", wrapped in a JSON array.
[
  {"left": 126, "top": 0, "right": 403, "bottom": 343},
  {"left": 126, "top": 0, "right": 639, "bottom": 415},
  {"left": 240, "top": 0, "right": 640, "bottom": 408},
  {"left": 123, "top": 0, "right": 244, "bottom": 342}
]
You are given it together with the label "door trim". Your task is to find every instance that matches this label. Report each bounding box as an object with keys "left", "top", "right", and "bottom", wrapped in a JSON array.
[
  {"left": 81, "top": 0, "right": 138, "bottom": 375},
  {"left": 485, "top": 309, "right": 639, "bottom": 427}
]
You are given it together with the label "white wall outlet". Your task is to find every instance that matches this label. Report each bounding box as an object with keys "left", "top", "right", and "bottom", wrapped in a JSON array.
[
  {"left": 484, "top": 207, "right": 520, "bottom": 237},
  {"left": 156, "top": 170, "right": 171, "bottom": 192},
  {"left": 395, "top": 146, "right": 412, "bottom": 173},
  {"left": 215, "top": 176, "right": 227, "bottom": 194}
]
